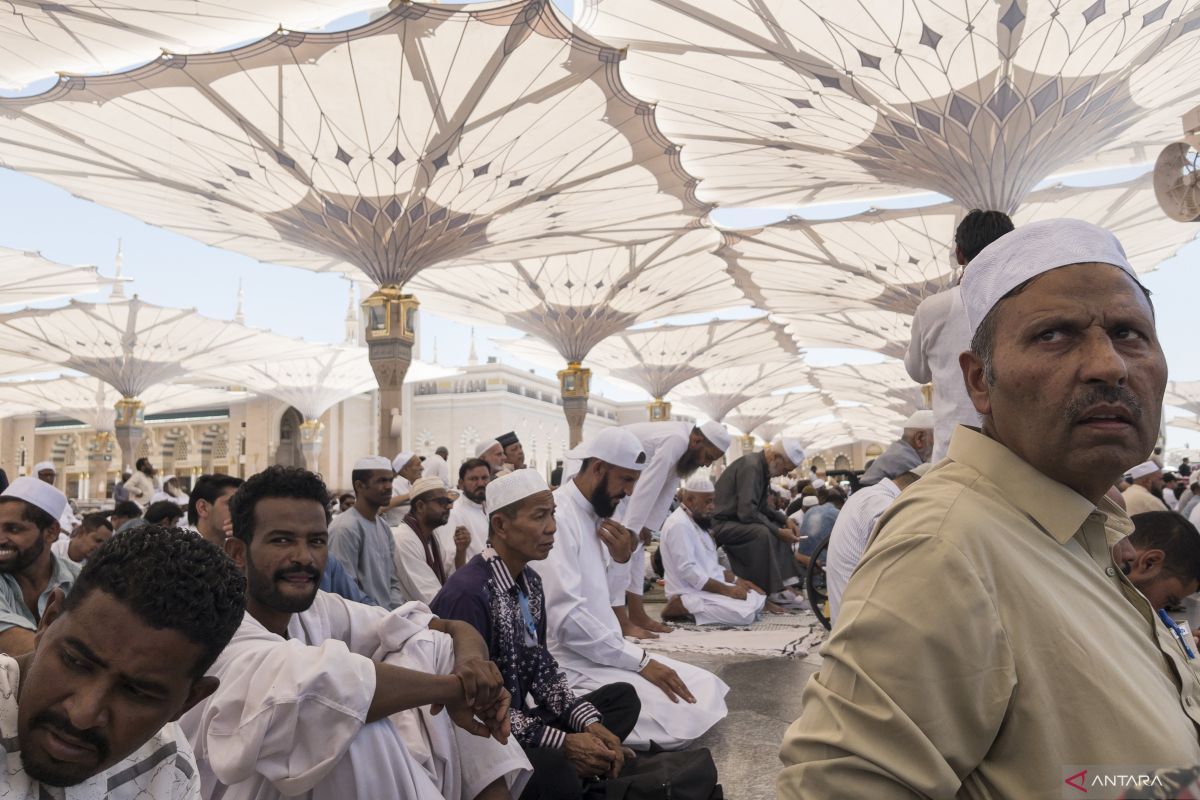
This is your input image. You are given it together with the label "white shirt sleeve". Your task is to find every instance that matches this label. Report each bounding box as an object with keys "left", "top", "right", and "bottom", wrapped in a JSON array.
[
  {"left": 194, "top": 628, "right": 378, "bottom": 795},
  {"left": 542, "top": 516, "right": 644, "bottom": 672},
  {"left": 905, "top": 299, "right": 933, "bottom": 384},
  {"left": 660, "top": 515, "right": 710, "bottom": 592},
  {"left": 392, "top": 526, "right": 445, "bottom": 605},
  {"left": 619, "top": 437, "right": 686, "bottom": 534}
]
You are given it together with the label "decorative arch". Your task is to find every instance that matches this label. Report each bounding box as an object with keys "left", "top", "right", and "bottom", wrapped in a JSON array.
[{"left": 834, "top": 454, "right": 850, "bottom": 471}]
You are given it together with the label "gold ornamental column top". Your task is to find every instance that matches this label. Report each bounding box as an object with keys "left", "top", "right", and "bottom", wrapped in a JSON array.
[
  {"left": 362, "top": 285, "right": 419, "bottom": 344},
  {"left": 557, "top": 362, "right": 591, "bottom": 398},
  {"left": 647, "top": 398, "right": 672, "bottom": 421},
  {"left": 114, "top": 397, "right": 145, "bottom": 426}
]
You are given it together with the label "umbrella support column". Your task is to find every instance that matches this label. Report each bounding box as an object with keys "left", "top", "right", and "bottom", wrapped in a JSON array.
[
  {"left": 87, "top": 432, "right": 116, "bottom": 499},
  {"left": 558, "top": 362, "right": 591, "bottom": 448},
  {"left": 300, "top": 419, "right": 324, "bottom": 474},
  {"left": 364, "top": 286, "right": 419, "bottom": 458},
  {"left": 113, "top": 398, "right": 145, "bottom": 475}
]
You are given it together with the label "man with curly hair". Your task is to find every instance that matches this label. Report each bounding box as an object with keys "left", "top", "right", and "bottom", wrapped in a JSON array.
[
  {"left": 0, "top": 524, "right": 245, "bottom": 797},
  {"left": 181, "top": 465, "right": 531, "bottom": 800}
]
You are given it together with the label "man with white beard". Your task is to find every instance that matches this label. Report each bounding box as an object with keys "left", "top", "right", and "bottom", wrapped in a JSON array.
[
  {"left": 182, "top": 465, "right": 530, "bottom": 800},
  {"left": 659, "top": 474, "right": 767, "bottom": 626},
  {"left": 538, "top": 428, "right": 729, "bottom": 751}
]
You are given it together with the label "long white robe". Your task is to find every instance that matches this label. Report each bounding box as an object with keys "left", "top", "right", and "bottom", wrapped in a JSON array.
[
  {"left": 659, "top": 506, "right": 765, "bottom": 627},
  {"left": 536, "top": 481, "right": 729, "bottom": 750},
  {"left": 179, "top": 593, "right": 529, "bottom": 799},
  {"left": 393, "top": 522, "right": 451, "bottom": 604},
  {"left": 434, "top": 495, "right": 490, "bottom": 570},
  {"left": 565, "top": 422, "right": 692, "bottom": 600}
]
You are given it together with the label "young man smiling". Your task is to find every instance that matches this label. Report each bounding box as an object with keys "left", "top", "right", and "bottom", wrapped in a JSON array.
[{"left": 181, "top": 465, "right": 530, "bottom": 800}]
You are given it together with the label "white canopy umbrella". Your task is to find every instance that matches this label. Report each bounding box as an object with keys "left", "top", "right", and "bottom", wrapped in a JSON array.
[
  {"left": 0, "top": 0, "right": 386, "bottom": 91},
  {"left": 193, "top": 344, "right": 453, "bottom": 469},
  {"left": 412, "top": 228, "right": 745, "bottom": 443},
  {"left": 727, "top": 172, "right": 1200, "bottom": 329},
  {"left": 498, "top": 314, "right": 795, "bottom": 422},
  {"left": 0, "top": 246, "right": 118, "bottom": 307},
  {"left": 575, "top": 0, "right": 1200, "bottom": 212},
  {"left": 0, "top": 1, "right": 707, "bottom": 454},
  {"left": 671, "top": 360, "right": 811, "bottom": 423},
  {"left": 0, "top": 296, "right": 306, "bottom": 469}
]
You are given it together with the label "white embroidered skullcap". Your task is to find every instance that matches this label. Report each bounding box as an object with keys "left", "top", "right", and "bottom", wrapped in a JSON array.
[
  {"left": 566, "top": 428, "right": 647, "bottom": 471},
  {"left": 475, "top": 439, "right": 502, "bottom": 458},
  {"left": 409, "top": 476, "right": 446, "bottom": 500},
  {"left": 392, "top": 451, "right": 415, "bottom": 472},
  {"left": 802, "top": 495, "right": 819, "bottom": 508},
  {"left": 3, "top": 476, "right": 67, "bottom": 521},
  {"left": 960, "top": 218, "right": 1138, "bottom": 336},
  {"left": 903, "top": 410, "right": 935, "bottom": 429},
  {"left": 33, "top": 461, "right": 55, "bottom": 473},
  {"left": 698, "top": 420, "right": 732, "bottom": 452},
  {"left": 1128, "top": 460, "right": 1161, "bottom": 480},
  {"left": 771, "top": 436, "right": 805, "bottom": 468},
  {"left": 684, "top": 474, "right": 715, "bottom": 493},
  {"left": 486, "top": 469, "right": 550, "bottom": 513},
  {"left": 810, "top": 478, "right": 826, "bottom": 490},
  {"left": 353, "top": 455, "right": 393, "bottom": 472}
]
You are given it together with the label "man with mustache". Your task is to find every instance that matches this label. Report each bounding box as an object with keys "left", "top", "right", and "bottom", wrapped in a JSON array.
[
  {"left": 180, "top": 465, "right": 531, "bottom": 800},
  {"left": 780, "top": 219, "right": 1200, "bottom": 798},
  {"left": 0, "top": 477, "right": 80, "bottom": 657},
  {"left": 432, "top": 470, "right": 641, "bottom": 799},
  {"left": 659, "top": 474, "right": 766, "bottom": 627},
  {"left": 539, "top": 428, "right": 728, "bottom": 751},
  {"left": 1123, "top": 459, "right": 1170, "bottom": 515},
  {"left": 2, "top": 524, "right": 244, "bottom": 797},
  {"left": 435, "top": 458, "right": 492, "bottom": 567},
  {"left": 393, "top": 477, "right": 457, "bottom": 604}
]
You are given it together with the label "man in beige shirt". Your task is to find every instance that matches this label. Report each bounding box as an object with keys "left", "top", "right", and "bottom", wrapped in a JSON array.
[
  {"left": 1123, "top": 459, "right": 1169, "bottom": 516},
  {"left": 779, "top": 219, "right": 1200, "bottom": 799}
]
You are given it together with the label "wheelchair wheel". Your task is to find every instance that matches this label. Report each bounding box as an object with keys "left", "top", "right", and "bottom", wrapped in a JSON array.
[{"left": 805, "top": 537, "right": 831, "bottom": 630}]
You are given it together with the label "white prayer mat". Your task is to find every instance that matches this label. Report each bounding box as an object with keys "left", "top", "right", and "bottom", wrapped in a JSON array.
[{"left": 633, "top": 610, "right": 828, "bottom": 659}]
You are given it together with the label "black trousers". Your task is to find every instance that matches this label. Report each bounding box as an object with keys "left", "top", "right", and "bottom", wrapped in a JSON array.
[{"left": 518, "top": 682, "right": 641, "bottom": 800}]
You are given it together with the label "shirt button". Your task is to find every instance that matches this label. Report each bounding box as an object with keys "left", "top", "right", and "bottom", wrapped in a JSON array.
[{"left": 1105, "top": 567, "right": 1117, "bottom": 577}]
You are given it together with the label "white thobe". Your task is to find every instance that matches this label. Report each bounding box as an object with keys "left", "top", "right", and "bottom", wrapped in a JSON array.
[
  {"left": 51, "top": 533, "right": 77, "bottom": 563},
  {"left": 393, "top": 522, "right": 452, "bottom": 605},
  {"left": 905, "top": 286, "right": 980, "bottom": 462},
  {"left": 585, "top": 422, "right": 692, "bottom": 599},
  {"left": 659, "top": 506, "right": 765, "bottom": 626},
  {"left": 825, "top": 479, "right": 901, "bottom": 626},
  {"left": 536, "top": 481, "right": 729, "bottom": 750},
  {"left": 434, "top": 495, "right": 490, "bottom": 570},
  {"left": 180, "top": 593, "right": 529, "bottom": 800},
  {"left": 423, "top": 454, "right": 450, "bottom": 486}
]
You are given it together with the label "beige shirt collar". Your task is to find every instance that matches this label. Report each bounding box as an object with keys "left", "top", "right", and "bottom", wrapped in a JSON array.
[{"left": 946, "top": 425, "right": 1133, "bottom": 546}]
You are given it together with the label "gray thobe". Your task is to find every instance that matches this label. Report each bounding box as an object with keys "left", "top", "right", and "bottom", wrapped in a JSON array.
[
  {"left": 859, "top": 439, "right": 923, "bottom": 486},
  {"left": 328, "top": 508, "right": 407, "bottom": 610},
  {"left": 711, "top": 451, "right": 802, "bottom": 594}
]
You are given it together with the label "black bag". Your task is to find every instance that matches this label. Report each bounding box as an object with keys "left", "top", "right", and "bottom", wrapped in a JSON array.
[{"left": 601, "top": 747, "right": 723, "bottom": 800}]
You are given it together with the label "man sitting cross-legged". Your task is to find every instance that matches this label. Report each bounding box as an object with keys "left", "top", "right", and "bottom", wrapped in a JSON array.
[
  {"left": 660, "top": 474, "right": 768, "bottom": 626},
  {"left": 181, "top": 465, "right": 531, "bottom": 800},
  {"left": 1, "top": 524, "right": 245, "bottom": 798},
  {"left": 433, "top": 469, "right": 641, "bottom": 799}
]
